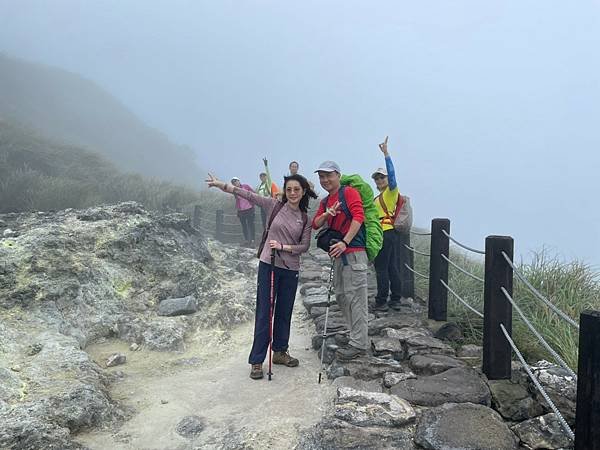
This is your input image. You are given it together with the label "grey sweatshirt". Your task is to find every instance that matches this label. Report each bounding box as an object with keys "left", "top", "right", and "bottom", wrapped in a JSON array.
[{"left": 233, "top": 187, "right": 311, "bottom": 271}]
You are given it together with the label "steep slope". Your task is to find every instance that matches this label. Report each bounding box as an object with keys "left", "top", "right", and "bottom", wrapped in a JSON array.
[
  {"left": 0, "top": 53, "right": 202, "bottom": 185},
  {"left": 0, "top": 120, "right": 201, "bottom": 213}
]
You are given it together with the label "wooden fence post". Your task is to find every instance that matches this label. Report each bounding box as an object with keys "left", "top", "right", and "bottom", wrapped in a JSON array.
[
  {"left": 193, "top": 205, "right": 201, "bottom": 229},
  {"left": 575, "top": 310, "right": 600, "bottom": 450},
  {"left": 482, "top": 235, "right": 513, "bottom": 380},
  {"left": 404, "top": 232, "right": 415, "bottom": 299},
  {"left": 215, "top": 210, "right": 224, "bottom": 241},
  {"left": 428, "top": 218, "right": 450, "bottom": 321}
]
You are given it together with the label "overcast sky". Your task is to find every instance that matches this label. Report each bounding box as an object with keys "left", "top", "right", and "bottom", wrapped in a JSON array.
[{"left": 1, "top": 0, "right": 599, "bottom": 266}]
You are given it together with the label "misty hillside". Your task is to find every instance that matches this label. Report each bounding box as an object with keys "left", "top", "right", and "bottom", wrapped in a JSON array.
[
  {"left": 0, "top": 120, "right": 202, "bottom": 213},
  {"left": 0, "top": 53, "right": 202, "bottom": 185}
]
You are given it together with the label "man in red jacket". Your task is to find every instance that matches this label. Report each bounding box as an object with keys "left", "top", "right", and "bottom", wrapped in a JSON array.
[{"left": 312, "top": 161, "right": 368, "bottom": 360}]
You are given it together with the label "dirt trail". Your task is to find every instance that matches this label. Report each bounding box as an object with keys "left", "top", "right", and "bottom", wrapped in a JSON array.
[{"left": 76, "top": 304, "right": 334, "bottom": 450}]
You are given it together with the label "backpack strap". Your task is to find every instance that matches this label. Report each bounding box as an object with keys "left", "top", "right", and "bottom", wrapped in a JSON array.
[
  {"left": 337, "top": 186, "right": 352, "bottom": 221},
  {"left": 256, "top": 201, "right": 285, "bottom": 258},
  {"left": 378, "top": 192, "right": 404, "bottom": 225},
  {"left": 267, "top": 201, "right": 285, "bottom": 229},
  {"left": 393, "top": 195, "right": 405, "bottom": 222},
  {"left": 297, "top": 212, "right": 308, "bottom": 244}
]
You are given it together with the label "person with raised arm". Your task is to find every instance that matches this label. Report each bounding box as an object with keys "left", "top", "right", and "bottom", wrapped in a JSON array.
[
  {"left": 256, "top": 157, "right": 280, "bottom": 230},
  {"left": 371, "top": 136, "right": 403, "bottom": 311},
  {"left": 206, "top": 172, "right": 317, "bottom": 380}
]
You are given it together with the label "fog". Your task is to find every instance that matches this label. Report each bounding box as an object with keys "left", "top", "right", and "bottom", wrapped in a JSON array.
[{"left": 1, "top": 0, "right": 599, "bottom": 265}]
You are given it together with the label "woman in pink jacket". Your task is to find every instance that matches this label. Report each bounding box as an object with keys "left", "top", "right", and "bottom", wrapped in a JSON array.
[{"left": 207, "top": 173, "right": 317, "bottom": 380}]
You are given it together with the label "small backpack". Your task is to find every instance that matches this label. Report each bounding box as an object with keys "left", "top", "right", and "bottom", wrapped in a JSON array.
[{"left": 377, "top": 194, "right": 413, "bottom": 233}]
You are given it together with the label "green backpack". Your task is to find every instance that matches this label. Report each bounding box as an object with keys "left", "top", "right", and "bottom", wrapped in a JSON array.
[{"left": 320, "top": 174, "right": 383, "bottom": 261}]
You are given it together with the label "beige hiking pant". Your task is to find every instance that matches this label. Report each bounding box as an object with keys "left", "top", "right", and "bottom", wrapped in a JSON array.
[{"left": 333, "top": 250, "right": 369, "bottom": 350}]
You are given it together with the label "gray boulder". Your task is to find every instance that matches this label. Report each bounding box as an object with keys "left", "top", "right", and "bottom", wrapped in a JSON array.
[
  {"left": 391, "top": 367, "right": 491, "bottom": 407},
  {"left": 333, "top": 376, "right": 383, "bottom": 393},
  {"left": 3, "top": 228, "right": 17, "bottom": 238},
  {"left": 368, "top": 316, "right": 422, "bottom": 335},
  {"left": 457, "top": 344, "right": 483, "bottom": 358},
  {"left": 142, "top": 317, "right": 186, "bottom": 351},
  {"left": 433, "top": 322, "right": 463, "bottom": 341},
  {"left": 300, "top": 282, "right": 323, "bottom": 295},
  {"left": 334, "top": 387, "right": 416, "bottom": 427},
  {"left": 106, "top": 352, "right": 127, "bottom": 367},
  {"left": 331, "top": 356, "right": 406, "bottom": 381},
  {"left": 176, "top": 415, "right": 206, "bottom": 439},
  {"left": 158, "top": 295, "right": 198, "bottom": 316},
  {"left": 296, "top": 417, "right": 417, "bottom": 450},
  {"left": 409, "top": 354, "right": 466, "bottom": 376},
  {"left": 300, "top": 270, "right": 324, "bottom": 282},
  {"left": 511, "top": 413, "right": 573, "bottom": 449},
  {"left": 371, "top": 337, "right": 404, "bottom": 359},
  {"left": 381, "top": 327, "right": 431, "bottom": 341},
  {"left": 488, "top": 379, "right": 544, "bottom": 421},
  {"left": 383, "top": 371, "right": 417, "bottom": 388},
  {"left": 530, "top": 361, "right": 577, "bottom": 425},
  {"left": 414, "top": 402, "right": 519, "bottom": 450},
  {"left": 403, "top": 335, "right": 455, "bottom": 359},
  {"left": 304, "top": 294, "right": 335, "bottom": 313}
]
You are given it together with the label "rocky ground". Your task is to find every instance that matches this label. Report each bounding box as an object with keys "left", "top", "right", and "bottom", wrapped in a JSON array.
[
  {"left": 296, "top": 249, "right": 577, "bottom": 450},
  {"left": 0, "top": 203, "right": 578, "bottom": 450},
  {"left": 0, "top": 203, "right": 262, "bottom": 449}
]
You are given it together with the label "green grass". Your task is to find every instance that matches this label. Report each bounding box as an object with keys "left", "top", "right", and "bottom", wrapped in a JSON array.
[
  {"left": 411, "top": 234, "right": 600, "bottom": 370},
  {"left": 0, "top": 120, "right": 205, "bottom": 214}
]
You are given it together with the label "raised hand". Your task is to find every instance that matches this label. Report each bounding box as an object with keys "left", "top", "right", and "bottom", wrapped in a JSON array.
[
  {"left": 205, "top": 173, "right": 225, "bottom": 190},
  {"left": 378, "top": 136, "right": 389, "bottom": 155},
  {"left": 263, "top": 157, "right": 268, "bottom": 167},
  {"left": 325, "top": 201, "right": 342, "bottom": 217}
]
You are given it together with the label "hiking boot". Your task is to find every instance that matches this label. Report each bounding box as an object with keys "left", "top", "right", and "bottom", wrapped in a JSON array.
[
  {"left": 335, "top": 345, "right": 366, "bottom": 360},
  {"left": 372, "top": 302, "right": 389, "bottom": 312},
  {"left": 250, "top": 364, "right": 264, "bottom": 380},
  {"left": 272, "top": 351, "right": 299, "bottom": 367},
  {"left": 388, "top": 301, "right": 402, "bottom": 311}
]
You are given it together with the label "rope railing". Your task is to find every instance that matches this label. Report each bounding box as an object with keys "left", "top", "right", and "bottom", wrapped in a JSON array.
[
  {"left": 499, "top": 324, "right": 575, "bottom": 441},
  {"left": 410, "top": 229, "right": 431, "bottom": 236},
  {"left": 404, "top": 263, "right": 429, "bottom": 280},
  {"left": 220, "top": 230, "right": 244, "bottom": 237},
  {"left": 196, "top": 209, "right": 218, "bottom": 218},
  {"left": 442, "top": 230, "right": 485, "bottom": 255},
  {"left": 441, "top": 254, "right": 484, "bottom": 283},
  {"left": 404, "top": 244, "right": 430, "bottom": 257},
  {"left": 440, "top": 279, "right": 484, "bottom": 318},
  {"left": 500, "top": 287, "right": 577, "bottom": 379},
  {"left": 501, "top": 252, "right": 580, "bottom": 330},
  {"left": 196, "top": 225, "right": 215, "bottom": 235}
]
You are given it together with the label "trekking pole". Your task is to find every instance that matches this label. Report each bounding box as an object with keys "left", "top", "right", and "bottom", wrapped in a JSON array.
[
  {"left": 268, "top": 248, "right": 276, "bottom": 381},
  {"left": 318, "top": 242, "right": 337, "bottom": 383}
]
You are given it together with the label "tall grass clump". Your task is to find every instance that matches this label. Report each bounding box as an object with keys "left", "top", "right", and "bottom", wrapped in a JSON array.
[{"left": 411, "top": 234, "right": 600, "bottom": 370}]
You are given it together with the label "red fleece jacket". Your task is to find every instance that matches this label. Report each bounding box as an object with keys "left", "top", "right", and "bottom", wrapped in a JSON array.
[{"left": 312, "top": 186, "right": 365, "bottom": 253}]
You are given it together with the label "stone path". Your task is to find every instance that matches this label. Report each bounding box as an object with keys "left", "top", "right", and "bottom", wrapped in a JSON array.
[{"left": 295, "top": 248, "right": 576, "bottom": 450}]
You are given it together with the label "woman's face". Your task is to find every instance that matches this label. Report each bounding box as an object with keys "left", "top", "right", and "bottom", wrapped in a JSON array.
[{"left": 284, "top": 180, "right": 304, "bottom": 205}]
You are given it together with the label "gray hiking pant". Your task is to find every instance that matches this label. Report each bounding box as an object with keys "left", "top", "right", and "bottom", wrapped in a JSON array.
[{"left": 333, "top": 250, "right": 369, "bottom": 350}]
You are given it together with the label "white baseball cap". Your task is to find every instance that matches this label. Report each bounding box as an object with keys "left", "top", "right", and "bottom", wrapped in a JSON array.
[
  {"left": 314, "top": 160, "right": 341, "bottom": 173},
  {"left": 371, "top": 168, "right": 388, "bottom": 179}
]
